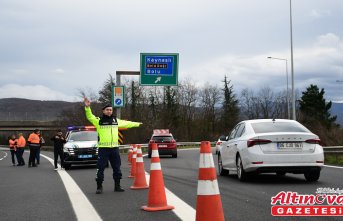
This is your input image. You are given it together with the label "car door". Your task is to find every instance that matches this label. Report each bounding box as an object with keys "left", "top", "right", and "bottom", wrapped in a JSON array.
[
  {"left": 221, "top": 124, "right": 240, "bottom": 168},
  {"left": 226, "top": 124, "right": 244, "bottom": 168}
]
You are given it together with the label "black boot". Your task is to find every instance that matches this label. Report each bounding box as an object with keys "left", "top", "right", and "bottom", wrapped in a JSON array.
[
  {"left": 114, "top": 179, "right": 124, "bottom": 192},
  {"left": 96, "top": 182, "right": 103, "bottom": 194}
]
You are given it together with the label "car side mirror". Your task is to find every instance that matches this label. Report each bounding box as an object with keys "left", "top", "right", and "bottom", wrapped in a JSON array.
[{"left": 219, "top": 135, "right": 226, "bottom": 141}]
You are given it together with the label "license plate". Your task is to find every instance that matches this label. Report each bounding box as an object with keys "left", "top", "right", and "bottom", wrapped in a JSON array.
[
  {"left": 78, "top": 155, "right": 92, "bottom": 158},
  {"left": 159, "top": 145, "right": 168, "bottom": 148},
  {"left": 277, "top": 142, "right": 303, "bottom": 149}
]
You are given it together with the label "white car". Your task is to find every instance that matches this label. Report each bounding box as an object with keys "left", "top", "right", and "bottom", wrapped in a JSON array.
[
  {"left": 215, "top": 135, "right": 226, "bottom": 155},
  {"left": 218, "top": 119, "right": 324, "bottom": 182}
]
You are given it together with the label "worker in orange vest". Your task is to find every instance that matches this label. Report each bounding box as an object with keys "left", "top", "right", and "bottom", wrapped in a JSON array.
[
  {"left": 27, "top": 129, "right": 41, "bottom": 167},
  {"left": 16, "top": 133, "right": 26, "bottom": 166},
  {"left": 8, "top": 134, "right": 17, "bottom": 166}
]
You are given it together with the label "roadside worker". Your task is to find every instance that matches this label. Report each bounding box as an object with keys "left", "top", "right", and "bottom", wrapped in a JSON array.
[
  {"left": 27, "top": 129, "right": 41, "bottom": 167},
  {"left": 51, "top": 129, "right": 66, "bottom": 170},
  {"left": 84, "top": 97, "right": 142, "bottom": 194},
  {"left": 16, "top": 133, "right": 26, "bottom": 166},
  {"left": 8, "top": 134, "right": 17, "bottom": 166}
]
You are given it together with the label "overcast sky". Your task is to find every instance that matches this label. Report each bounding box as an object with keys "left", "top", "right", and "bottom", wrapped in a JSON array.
[{"left": 1, "top": 0, "right": 342, "bottom": 102}]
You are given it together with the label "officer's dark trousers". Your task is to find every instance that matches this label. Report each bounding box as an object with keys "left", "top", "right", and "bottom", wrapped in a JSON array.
[
  {"left": 10, "top": 149, "right": 16, "bottom": 164},
  {"left": 15, "top": 148, "right": 25, "bottom": 165},
  {"left": 35, "top": 147, "right": 41, "bottom": 164},
  {"left": 28, "top": 146, "right": 38, "bottom": 166},
  {"left": 96, "top": 148, "right": 122, "bottom": 182},
  {"left": 54, "top": 148, "right": 64, "bottom": 168}
]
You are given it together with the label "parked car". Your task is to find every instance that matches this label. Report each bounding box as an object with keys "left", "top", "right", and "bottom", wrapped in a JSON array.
[
  {"left": 148, "top": 129, "right": 177, "bottom": 158},
  {"left": 218, "top": 119, "right": 324, "bottom": 182},
  {"left": 215, "top": 135, "right": 226, "bottom": 155},
  {"left": 63, "top": 126, "right": 98, "bottom": 169}
]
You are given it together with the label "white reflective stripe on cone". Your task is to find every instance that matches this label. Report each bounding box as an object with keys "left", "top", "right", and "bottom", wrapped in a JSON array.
[
  {"left": 137, "top": 149, "right": 142, "bottom": 154},
  {"left": 150, "top": 162, "right": 161, "bottom": 171},
  {"left": 197, "top": 180, "right": 220, "bottom": 195},
  {"left": 152, "top": 150, "right": 159, "bottom": 157},
  {"left": 132, "top": 155, "right": 137, "bottom": 158},
  {"left": 199, "top": 153, "right": 215, "bottom": 168},
  {"left": 136, "top": 157, "right": 143, "bottom": 163}
]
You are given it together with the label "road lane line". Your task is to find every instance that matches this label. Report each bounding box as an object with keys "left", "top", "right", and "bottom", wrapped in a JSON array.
[
  {"left": 40, "top": 154, "right": 102, "bottom": 221},
  {"left": 324, "top": 165, "right": 343, "bottom": 169},
  {"left": 0, "top": 151, "right": 7, "bottom": 160},
  {"left": 143, "top": 154, "right": 196, "bottom": 220}
]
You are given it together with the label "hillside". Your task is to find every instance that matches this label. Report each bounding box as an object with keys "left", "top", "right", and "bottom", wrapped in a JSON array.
[{"left": 0, "top": 98, "right": 79, "bottom": 121}]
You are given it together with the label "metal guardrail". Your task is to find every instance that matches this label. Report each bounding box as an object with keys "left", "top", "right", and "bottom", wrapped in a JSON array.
[{"left": 323, "top": 146, "right": 343, "bottom": 153}]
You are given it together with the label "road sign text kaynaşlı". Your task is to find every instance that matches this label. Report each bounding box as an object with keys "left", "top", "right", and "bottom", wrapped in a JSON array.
[{"left": 140, "top": 53, "right": 178, "bottom": 86}]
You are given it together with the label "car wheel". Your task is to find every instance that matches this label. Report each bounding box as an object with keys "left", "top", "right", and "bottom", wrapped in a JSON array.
[
  {"left": 218, "top": 154, "right": 229, "bottom": 176},
  {"left": 236, "top": 155, "right": 248, "bottom": 182},
  {"left": 148, "top": 153, "right": 151, "bottom": 158},
  {"left": 172, "top": 153, "right": 177, "bottom": 158},
  {"left": 64, "top": 163, "right": 71, "bottom": 170},
  {"left": 276, "top": 172, "right": 286, "bottom": 176},
  {"left": 304, "top": 170, "right": 320, "bottom": 182}
]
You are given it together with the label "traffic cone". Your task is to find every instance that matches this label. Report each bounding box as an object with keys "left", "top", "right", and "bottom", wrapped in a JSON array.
[
  {"left": 196, "top": 141, "right": 225, "bottom": 221},
  {"left": 128, "top": 145, "right": 137, "bottom": 178},
  {"left": 128, "top": 145, "right": 133, "bottom": 164},
  {"left": 130, "top": 145, "right": 149, "bottom": 189},
  {"left": 142, "top": 143, "right": 174, "bottom": 211}
]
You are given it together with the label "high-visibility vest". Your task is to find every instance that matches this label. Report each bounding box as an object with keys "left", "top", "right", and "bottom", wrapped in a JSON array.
[
  {"left": 28, "top": 133, "right": 40, "bottom": 144},
  {"left": 9, "top": 139, "right": 17, "bottom": 150},
  {"left": 85, "top": 107, "right": 141, "bottom": 148},
  {"left": 17, "top": 136, "right": 26, "bottom": 148}
]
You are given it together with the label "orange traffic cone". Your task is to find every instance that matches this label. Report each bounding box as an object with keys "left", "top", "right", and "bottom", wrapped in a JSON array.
[
  {"left": 131, "top": 145, "right": 148, "bottom": 189},
  {"left": 142, "top": 143, "right": 174, "bottom": 211},
  {"left": 196, "top": 141, "right": 225, "bottom": 221},
  {"left": 128, "top": 145, "right": 137, "bottom": 178},
  {"left": 128, "top": 145, "right": 133, "bottom": 164}
]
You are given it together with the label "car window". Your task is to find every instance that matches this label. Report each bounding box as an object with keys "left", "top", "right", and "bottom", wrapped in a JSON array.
[
  {"left": 152, "top": 136, "right": 173, "bottom": 142},
  {"left": 251, "top": 122, "right": 310, "bottom": 133},
  {"left": 68, "top": 131, "right": 98, "bottom": 141},
  {"left": 235, "top": 124, "right": 245, "bottom": 138},
  {"left": 228, "top": 125, "right": 240, "bottom": 140}
]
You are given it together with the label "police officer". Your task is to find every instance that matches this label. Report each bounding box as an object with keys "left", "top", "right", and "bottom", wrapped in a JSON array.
[
  {"left": 84, "top": 97, "right": 142, "bottom": 194},
  {"left": 51, "top": 129, "right": 66, "bottom": 170},
  {"left": 16, "top": 133, "right": 26, "bottom": 166}
]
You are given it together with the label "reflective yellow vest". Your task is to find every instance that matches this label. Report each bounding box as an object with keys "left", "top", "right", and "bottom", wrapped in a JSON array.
[{"left": 85, "top": 107, "right": 141, "bottom": 148}]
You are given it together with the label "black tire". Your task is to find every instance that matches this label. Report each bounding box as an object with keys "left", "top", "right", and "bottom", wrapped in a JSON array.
[
  {"left": 148, "top": 154, "right": 151, "bottom": 158},
  {"left": 218, "top": 154, "right": 229, "bottom": 176},
  {"left": 276, "top": 172, "right": 286, "bottom": 176},
  {"left": 172, "top": 153, "right": 177, "bottom": 158},
  {"left": 304, "top": 170, "right": 320, "bottom": 182},
  {"left": 236, "top": 155, "right": 248, "bottom": 182}
]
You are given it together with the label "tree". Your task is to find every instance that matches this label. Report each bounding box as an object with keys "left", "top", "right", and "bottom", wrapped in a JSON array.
[
  {"left": 221, "top": 76, "right": 239, "bottom": 132},
  {"left": 299, "top": 84, "right": 337, "bottom": 127},
  {"left": 98, "top": 74, "right": 115, "bottom": 104}
]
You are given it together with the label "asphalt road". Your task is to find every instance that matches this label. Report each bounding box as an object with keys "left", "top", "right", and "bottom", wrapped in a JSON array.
[{"left": 1, "top": 147, "right": 342, "bottom": 221}]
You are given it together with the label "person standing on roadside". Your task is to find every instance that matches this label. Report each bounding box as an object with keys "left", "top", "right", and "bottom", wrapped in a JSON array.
[
  {"left": 27, "top": 129, "right": 41, "bottom": 167},
  {"left": 35, "top": 133, "right": 45, "bottom": 165},
  {"left": 8, "top": 134, "right": 17, "bottom": 166},
  {"left": 51, "top": 129, "right": 66, "bottom": 170},
  {"left": 84, "top": 97, "right": 142, "bottom": 194},
  {"left": 16, "top": 133, "right": 26, "bottom": 166}
]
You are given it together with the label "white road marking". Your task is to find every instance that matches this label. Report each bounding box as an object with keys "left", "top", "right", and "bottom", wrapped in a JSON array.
[
  {"left": 0, "top": 151, "right": 8, "bottom": 160},
  {"left": 324, "top": 165, "right": 343, "bottom": 169},
  {"left": 143, "top": 154, "right": 196, "bottom": 221},
  {"left": 40, "top": 154, "right": 102, "bottom": 221}
]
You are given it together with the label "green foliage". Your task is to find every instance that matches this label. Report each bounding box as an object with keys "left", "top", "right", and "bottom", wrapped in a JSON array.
[
  {"left": 221, "top": 76, "right": 239, "bottom": 132},
  {"left": 299, "top": 84, "right": 337, "bottom": 127}
]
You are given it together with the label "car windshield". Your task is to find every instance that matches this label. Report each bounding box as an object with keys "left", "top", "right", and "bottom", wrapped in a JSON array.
[
  {"left": 251, "top": 122, "right": 310, "bottom": 133},
  {"left": 152, "top": 136, "right": 173, "bottom": 142},
  {"left": 68, "top": 131, "right": 98, "bottom": 141}
]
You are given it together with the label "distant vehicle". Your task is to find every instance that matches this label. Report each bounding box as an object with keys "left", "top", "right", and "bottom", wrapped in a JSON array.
[
  {"left": 218, "top": 119, "right": 324, "bottom": 182},
  {"left": 63, "top": 126, "right": 98, "bottom": 170},
  {"left": 148, "top": 129, "right": 177, "bottom": 158},
  {"left": 215, "top": 135, "right": 226, "bottom": 155}
]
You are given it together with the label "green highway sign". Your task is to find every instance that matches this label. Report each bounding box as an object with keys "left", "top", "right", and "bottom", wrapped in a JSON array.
[
  {"left": 112, "top": 86, "right": 125, "bottom": 108},
  {"left": 140, "top": 53, "right": 179, "bottom": 86}
]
